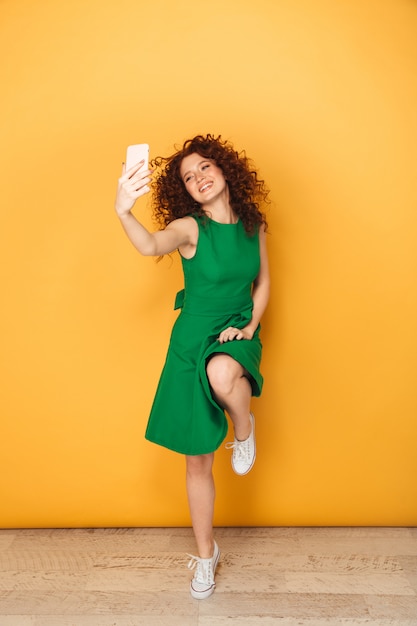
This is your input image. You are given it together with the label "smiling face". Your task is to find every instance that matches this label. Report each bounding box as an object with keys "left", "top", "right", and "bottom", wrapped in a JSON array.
[{"left": 179, "top": 152, "right": 228, "bottom": 206}]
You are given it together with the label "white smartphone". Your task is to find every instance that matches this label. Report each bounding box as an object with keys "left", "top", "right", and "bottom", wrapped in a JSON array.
[{"left": 125, "top": 143, "right": 149, "bottom": 170}]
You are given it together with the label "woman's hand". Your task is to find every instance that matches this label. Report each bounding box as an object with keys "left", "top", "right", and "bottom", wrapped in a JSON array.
[
  {"left": 115, "top": 161, "right": 153, "bottom": 217},
  {"left": 217, "top": 326, "right": 254, "bottom": 344}
]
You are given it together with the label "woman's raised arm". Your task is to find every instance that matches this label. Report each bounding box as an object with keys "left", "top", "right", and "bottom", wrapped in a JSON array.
[{"left": 115, "top": 161, "right": 192, "bottom": 257}]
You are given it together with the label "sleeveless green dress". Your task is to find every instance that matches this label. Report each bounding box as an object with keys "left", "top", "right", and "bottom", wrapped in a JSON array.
[{"left": 145, "top": 215, "right": 263, "bottom": 455}]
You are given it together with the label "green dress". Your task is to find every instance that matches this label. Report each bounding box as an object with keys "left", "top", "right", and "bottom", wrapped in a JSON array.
[{"left": 145, "top": 215, "right": 263, "bottom": 455}]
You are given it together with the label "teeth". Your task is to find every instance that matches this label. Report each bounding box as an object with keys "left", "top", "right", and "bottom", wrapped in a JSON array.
[{"left": 200, "top": 182, "right": 212, "bottom": 192}]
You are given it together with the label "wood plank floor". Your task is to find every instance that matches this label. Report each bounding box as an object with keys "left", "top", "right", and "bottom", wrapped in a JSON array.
[{"left": 0, "top": 527, "right": 416, "bottom": 625}]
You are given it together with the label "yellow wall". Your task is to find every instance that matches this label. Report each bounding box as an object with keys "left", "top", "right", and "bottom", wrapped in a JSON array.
[{"left": 1, "top": 0, "right": 416, "bottom": 527}]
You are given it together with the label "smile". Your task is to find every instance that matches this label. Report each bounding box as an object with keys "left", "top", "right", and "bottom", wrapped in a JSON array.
[{"left": 199, "top": 182, "right": 213, "bottom": 193}]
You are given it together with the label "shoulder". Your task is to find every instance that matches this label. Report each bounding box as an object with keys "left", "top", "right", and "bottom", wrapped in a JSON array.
[
  {"left": 258, "top": 222, "right": 267, "bottom": 237},
  {"left": 166, "top": 215, "right": 198, "bottom": 237},
  {"left": 258, "top": 223, "right": 269, "bottom": 264},
  {"left": 166, "top": 215, "right": 199, "bottom": 252}
]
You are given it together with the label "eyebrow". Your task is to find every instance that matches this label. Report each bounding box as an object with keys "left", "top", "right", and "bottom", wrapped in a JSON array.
[{"left": 181, "top": 159, "right": 211, "bottom": 180}]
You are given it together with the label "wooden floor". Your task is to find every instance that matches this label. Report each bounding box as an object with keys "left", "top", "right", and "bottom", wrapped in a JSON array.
[{"left": 0, "top": 527, "right": 416, "bottom": 625}]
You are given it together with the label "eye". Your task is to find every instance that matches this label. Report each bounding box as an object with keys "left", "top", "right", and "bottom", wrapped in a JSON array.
[
  {"left": 201, "top": 163, "right": 210, "bottom": 171},
  {"left": 184, "top": 174, "right": 193, "bottom": 183}
]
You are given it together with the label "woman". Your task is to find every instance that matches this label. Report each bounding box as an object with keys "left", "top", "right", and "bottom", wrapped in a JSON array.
[{"left": 115, "top": 134, "right": 270, "bottom": 599}]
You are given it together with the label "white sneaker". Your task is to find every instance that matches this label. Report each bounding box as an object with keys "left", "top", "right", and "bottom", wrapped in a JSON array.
[
  {"left": 225, "top": 413, "right": 256, "bottom": 475},
  {"left": 187, "top": 541, "right": 220, "bottom": 600}
]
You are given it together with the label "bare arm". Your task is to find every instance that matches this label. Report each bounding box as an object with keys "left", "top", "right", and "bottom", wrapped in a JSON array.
[
  {"left": 218, "top": 225, "right": 270, "bottom": 343},
  {"left": 115, "top": 161, "right": 193, "bottom": 256},
  {"left": 244, "top": 225, "right": 270, "bottom": 335}
]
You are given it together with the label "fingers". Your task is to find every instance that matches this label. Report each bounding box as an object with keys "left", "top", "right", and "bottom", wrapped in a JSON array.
[
  {"left": 119, "top": 160, "right": 151, "bottom": 182},
  {"left": 120, "top": 164, "right": 152, "bottom": 184},
  {"left": 218, "top": 327, "right": 244, "bottom": 344},
  {"left": 118, "top": 168, "right": 153, "bottom": 196},
  {"left": 115, "top": 165, "right": 153, "bottom": 216},
  {"left": 123, "top": 159, "right": 146, "bottom": 177},
  {"left": 128, "top": 174, "right": 152, "bottom": 193}
]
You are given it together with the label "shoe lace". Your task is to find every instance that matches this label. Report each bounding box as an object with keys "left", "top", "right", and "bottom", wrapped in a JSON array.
[
  {"left": 225, "top": 437, "right": 251, "bottom": 462},
  {"left": 187, "top": 553, "right": 214, "bottom": 585}
]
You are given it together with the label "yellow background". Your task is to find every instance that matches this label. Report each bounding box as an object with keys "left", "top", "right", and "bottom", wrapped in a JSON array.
[{"left": 1, "top": 0, "right": 416, "bottom": 527}]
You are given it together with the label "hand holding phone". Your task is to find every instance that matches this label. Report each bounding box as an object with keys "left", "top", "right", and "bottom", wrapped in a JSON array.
[
  {"left": 125, "top": 143, "right": 149, "bottom": 171},
  {"left": 116, "top": 143, "right": 151, "bottom": 217}
]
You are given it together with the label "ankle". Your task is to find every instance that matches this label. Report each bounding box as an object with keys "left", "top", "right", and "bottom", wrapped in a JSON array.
[
  {"left": 234, "top": 417, "right": 252, "bottom": 441},
  {"left": 197, "top": 540, "right": 215, "bottom": 559}
]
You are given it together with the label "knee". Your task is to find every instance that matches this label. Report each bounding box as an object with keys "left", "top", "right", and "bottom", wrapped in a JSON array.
[
  {"left": 206, "top": 356, "right": 236, "bottom": 396},
  {"left": 186, "top": 454, "right": 214, "bottom": 478}
]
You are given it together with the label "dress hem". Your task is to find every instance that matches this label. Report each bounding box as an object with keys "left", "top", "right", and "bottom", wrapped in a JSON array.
[{"left": 144, "top": 432, "right": 228, "bottom": 456}]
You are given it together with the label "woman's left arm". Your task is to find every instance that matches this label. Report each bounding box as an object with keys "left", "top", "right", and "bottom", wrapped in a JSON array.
[
  {"left": 218, "top": 225, "right": 270, "bottom": 343},
  {"left": 243, "top": 224, "right": 270, "bottom": 337}
]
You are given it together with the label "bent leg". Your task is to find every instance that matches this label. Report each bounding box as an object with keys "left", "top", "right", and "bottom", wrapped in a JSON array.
[
  {"left": 186, "top": 453, "right": 215, "bottom": 559},
  {"left": 206, "top": 354, "right": 252, "bottom": 441}
]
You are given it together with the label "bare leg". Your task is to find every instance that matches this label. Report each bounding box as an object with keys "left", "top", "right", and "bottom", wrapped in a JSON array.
[
  {"left": 186, "top": 453, "right": 215, "bottom": 558},
  {"left": 206, "top": 354, "right": 252, "bottom": 440}
]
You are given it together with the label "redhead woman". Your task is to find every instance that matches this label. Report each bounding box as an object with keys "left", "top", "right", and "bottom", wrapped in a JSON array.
[{"left": 115, "top": 134, "right": 270, "bottom": 599}]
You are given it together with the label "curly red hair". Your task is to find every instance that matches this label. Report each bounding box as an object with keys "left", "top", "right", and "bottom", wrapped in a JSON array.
[{"left": 150, "top": 135, "right": 269, "bottom": 234}]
